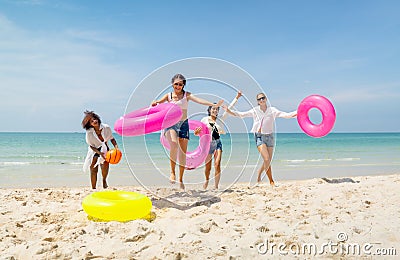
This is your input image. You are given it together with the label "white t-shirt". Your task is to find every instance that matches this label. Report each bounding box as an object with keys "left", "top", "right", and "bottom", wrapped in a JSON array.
[{"left": 200, "top": 116, "right": 226, "bottom": 136}]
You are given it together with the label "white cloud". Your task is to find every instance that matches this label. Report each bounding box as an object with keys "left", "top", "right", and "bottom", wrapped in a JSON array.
[
  {"left": 0, "top": 14, "right": 139, "bottom": 131},
  {"left": 65, "top": 29, "right": 136, "bottom": 49}
]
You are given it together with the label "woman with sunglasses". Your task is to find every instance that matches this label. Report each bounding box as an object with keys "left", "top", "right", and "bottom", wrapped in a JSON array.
[
  {"left": 151, "top": 74, "right": 223, "bottom": 189},
  {"left": 223, "top": 92, "right": 297, "bottom": 186}
]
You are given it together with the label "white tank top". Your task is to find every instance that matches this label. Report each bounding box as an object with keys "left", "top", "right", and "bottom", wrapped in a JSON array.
[{"left": 168, "top": 91, "right": 188, "bottom": 110}]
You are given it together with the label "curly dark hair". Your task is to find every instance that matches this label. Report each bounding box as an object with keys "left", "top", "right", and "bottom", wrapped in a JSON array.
[{"left": 82, "top": 110, "right": 102, "bottom": 130}]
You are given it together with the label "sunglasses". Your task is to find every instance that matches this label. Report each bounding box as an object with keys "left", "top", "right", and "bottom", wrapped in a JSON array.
[
  {"left": 257, "top": 96, "right": 266, "bottom": 101},
  {"left": 173, "top": 82, "right": 184, "bottom": 87}
]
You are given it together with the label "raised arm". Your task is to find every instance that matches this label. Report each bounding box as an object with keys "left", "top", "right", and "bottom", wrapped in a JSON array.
[
  {"left": 222, "top": 105, "right": 254, "bottom": 118},
  {"left": 151, "top": 93, "right": 169, "bottom": 106},
  {"left": 221, "top": 105, "right": 236, "bottom": 117},
  {"left": 187, "top": 92, "right": 223, "bottom": 107},
  {"left": 221, "top": 91, "right": 242, "bottom": 120}
]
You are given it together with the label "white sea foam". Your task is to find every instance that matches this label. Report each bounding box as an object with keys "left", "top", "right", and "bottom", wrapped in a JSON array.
[
  {"left": 336, "top": 158, "right": 360, "bottom": 161},
  {"left": 70, "top": 162, "right": 84, "bottom": 165},
  {"left": 309, "top": 159, "right": 332, "bottom": 162},
  {"left": 287, "top": 164, "right": 330, "bottom": 168},
  {"left": 283, "top": 159, "right": 334, "bottom": 163},
  {"left": 283, "top": 159, "right": 306, "bottom": 163},
  {"left": 0, "top": 162, "right": 30, "bottom": 166},
  {"left": 229, "top": 164, "right": 258, "bottom": 168}
]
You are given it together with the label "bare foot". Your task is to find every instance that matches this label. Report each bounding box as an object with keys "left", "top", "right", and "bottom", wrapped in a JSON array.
[
  {"left": 179, "top": 182, "right": 185, "bottom": 190},
  {"left": 103, "top": 179, "right": 108, "bottom": 189},
  {"left": 203, "top": 180, "right": 209, "bottom": 190},
  {"left": 170, "top": 173, "right": 176, "bottom": 184},
  {"left": 270, "top": 181, "right": 275, "bottom": 187}
]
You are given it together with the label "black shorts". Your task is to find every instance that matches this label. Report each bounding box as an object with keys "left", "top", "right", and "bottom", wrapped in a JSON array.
[{"left": 93, "top": 146, "right": 109, "bottom": 158}]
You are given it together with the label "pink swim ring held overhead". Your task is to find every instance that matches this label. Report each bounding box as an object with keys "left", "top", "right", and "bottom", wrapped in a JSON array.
[
  {"left": 160, "top": 120, "right": 211, "bottom": 170},
  {"left": 114, "top": 103, "right": 182, "bottom": 136},
  {"left": 297, "top": 95, "right": 336, "bottom": 138}
]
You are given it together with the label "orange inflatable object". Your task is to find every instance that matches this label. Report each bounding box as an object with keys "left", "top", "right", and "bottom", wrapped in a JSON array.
[{"left": 105, "top": 149, "right": 122, "bottom": 164}]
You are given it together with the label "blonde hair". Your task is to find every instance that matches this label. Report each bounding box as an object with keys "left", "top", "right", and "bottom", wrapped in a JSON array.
[{"left": 256, "top": 93, "right": 266, "bottom": 99}]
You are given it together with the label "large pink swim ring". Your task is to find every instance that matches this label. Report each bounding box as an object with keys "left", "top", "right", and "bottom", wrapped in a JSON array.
[
  {"left": 297, "top": 95, "right": 336, "bottom": 138},
  {"left": 160, "top": 120, "right": 211, "bottom": 170},
  {"left": 114, "top": 103, "right": 182, "bottom": 136}
]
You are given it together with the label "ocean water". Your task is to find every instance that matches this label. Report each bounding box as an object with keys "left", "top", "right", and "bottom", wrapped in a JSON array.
[{"left": 0, "top": 132, "right": 399, "bottom": 188}]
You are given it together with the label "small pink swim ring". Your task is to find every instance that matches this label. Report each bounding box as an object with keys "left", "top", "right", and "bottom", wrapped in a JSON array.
[
  {"left": 160, "top": 120, "right": 211, "bottom": 170},
  {"left": 297, "top": 95, "right": 336, "bottom": 138},
  {"left": 114, "top": 103, "right": 182, "bottom": 136}
]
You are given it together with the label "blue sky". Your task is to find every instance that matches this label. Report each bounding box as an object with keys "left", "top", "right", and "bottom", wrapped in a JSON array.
[{"left": 1, "top": 0, "right": 399, "bottom": 132}]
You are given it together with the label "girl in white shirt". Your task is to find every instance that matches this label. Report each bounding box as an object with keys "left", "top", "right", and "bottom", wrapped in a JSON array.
[
  {"left": 82, "top": 111, "right": 119, "bottom": 189},
  {"left": 200, "top": 105, "right": 225, "bottom": 190},
  {"left": 197, "top": 91, "right": 243, "bottom": 190},
  {"left": 223, "top": 92, "right": 297, "bottom": 186}
]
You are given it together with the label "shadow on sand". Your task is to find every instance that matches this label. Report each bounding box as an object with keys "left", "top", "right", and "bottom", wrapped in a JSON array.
[
  {"left": 151, "top": 189, "right": 222, "bottom": 210},
  {"left": 321, "top": 177, "right": 360, "bottom": 184}
]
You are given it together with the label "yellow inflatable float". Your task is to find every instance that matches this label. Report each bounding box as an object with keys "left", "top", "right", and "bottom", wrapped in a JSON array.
[{"left": 82, "top": 190, "right": 152, "bottom": 222}]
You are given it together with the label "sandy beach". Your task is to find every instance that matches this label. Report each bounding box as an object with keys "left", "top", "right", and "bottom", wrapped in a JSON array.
[{"left": 1, "top": 174, "right": 399, "bottom": 259}]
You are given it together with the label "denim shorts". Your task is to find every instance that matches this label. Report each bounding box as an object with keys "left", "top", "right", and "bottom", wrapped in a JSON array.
[
  {"left": 209, "top": 138, "right": 223, "bottom": 154},
  {"left": 165, "top": 120, "right": 190, "bottom": 139},
  {"left": 254, "top": 133, "right": 275, "bottom": 147}
]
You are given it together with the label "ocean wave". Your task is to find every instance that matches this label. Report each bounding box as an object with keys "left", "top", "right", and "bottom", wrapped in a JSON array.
[
  {"left": 286, "top": 164, "right": 331, "bottom": 168},
  {"left": 0, "top": 161, "right": 86, "bottom": 166},
  {"left": 281, "top": 158, "right": 364, "bottom": 164},
  {"left": 0, "top": 155, "right": 84, "bottom": 161},
  {"left": 282, "top": 159, "right": 332, "bottom": 163},
  {"left": 70, "top": 162, "right": 84, "bottom": 165},
  {"left": 336, "top": 158, "right": 360, "bottom": 161},
  {"left": 284, "top": 159, "right": 306, "bottom": 163},
  {"left": 0, "top": 162, "right": 31, "bottom": 166},
  {"left": 309, "top": 159, "right": 333, "bottom": 162}
]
